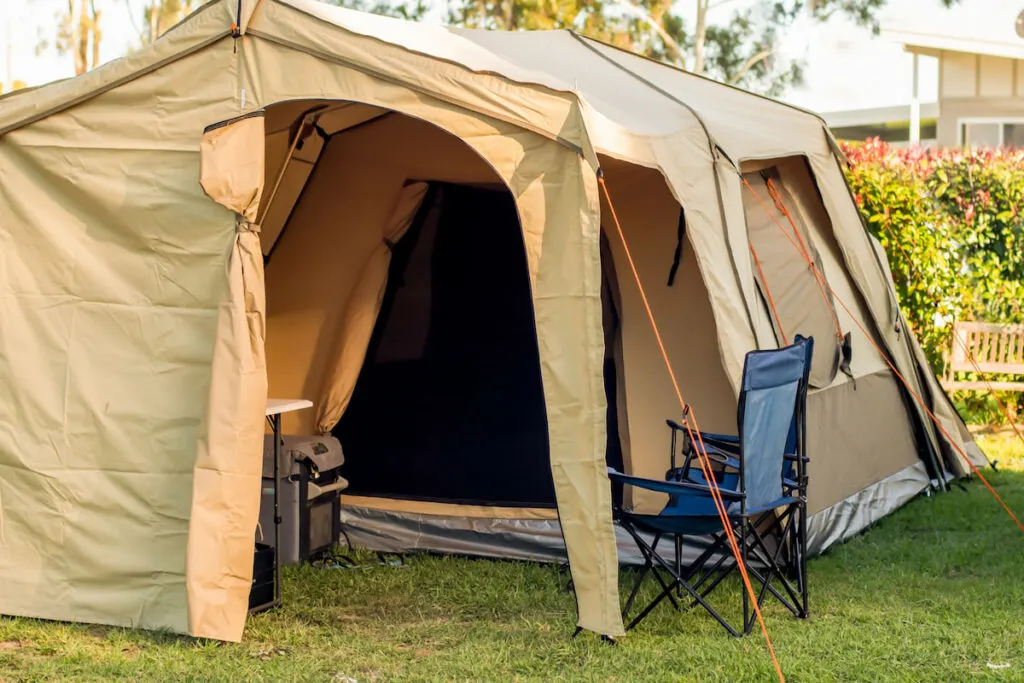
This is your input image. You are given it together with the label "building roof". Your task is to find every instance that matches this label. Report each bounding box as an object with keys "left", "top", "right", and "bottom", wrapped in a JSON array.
[
  {"left": 882, "top": 0, "right": 1024, "bottom": 59},
  {"left": 821, "top": 102, "right": 939, "bottom": 129}
]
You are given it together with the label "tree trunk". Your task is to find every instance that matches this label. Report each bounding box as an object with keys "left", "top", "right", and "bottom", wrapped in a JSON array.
[
  {"left": 69, "top": 0, "right": 85, "bottom": 75},
  {"left": 692, "top": 0, "right": 708, "bottom": 74},
  {"left": 150, "top": 0, "right": 160, "bottom": 43},
  {"left": 89, "top": 0, "right": 101, "bottom": 71}
]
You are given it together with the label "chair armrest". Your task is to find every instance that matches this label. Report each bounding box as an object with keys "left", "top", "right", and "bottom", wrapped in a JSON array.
[
  {"left": 608, "top": 469, "right": 743, "bottom": 501},
  {"left": 700, "top": 431, "right": 739, "bottom": 444},
  {"left": 783, "top": 453, "right": 810, "bottom": 463},
  {"left": 700, "top": 439, "right": 740, "bottom": 458}
]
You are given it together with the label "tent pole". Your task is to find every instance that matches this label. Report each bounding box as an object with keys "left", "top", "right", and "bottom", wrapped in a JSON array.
[{"left": 259, "top": 113, "right": 316, "bottom": 228}]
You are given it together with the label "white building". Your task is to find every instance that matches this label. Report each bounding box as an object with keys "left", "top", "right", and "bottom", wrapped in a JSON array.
[{"left": 797, "top": 1, "right": 1024, "bottom": 147}]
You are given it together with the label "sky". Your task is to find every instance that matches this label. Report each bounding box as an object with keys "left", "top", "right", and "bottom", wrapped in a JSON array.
[{"left": 0, "top": 0, "right": 1017, "bottom": 112}]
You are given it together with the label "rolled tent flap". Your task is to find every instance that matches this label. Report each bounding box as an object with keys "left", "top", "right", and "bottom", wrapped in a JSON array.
[
  {"left": 315, "top": 181, "right": 430, "bottom": 433},
  {"left": 200, "top": 113, "right": 267, "bottom": 224},
  {"left": 189, "top": 111, "right": 270, "bottom": 641}
]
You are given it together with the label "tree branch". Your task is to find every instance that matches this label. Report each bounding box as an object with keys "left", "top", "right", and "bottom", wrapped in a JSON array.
[
  {"left": 728, "top": 47, "right": 773, "bottom": 85},
  {"left": 121, "top": 0, "right": 148, "bottom": 43},
  {"left": 612, "top": 0, "right": 688, "bottom": 68}
]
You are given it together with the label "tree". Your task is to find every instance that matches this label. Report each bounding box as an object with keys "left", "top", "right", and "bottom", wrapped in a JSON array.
[
  {"left": 51, "top": 0, "right": 103, "bottom": 76},
  {"left": 124, "top": 0, "right": 196, "bottom": 46}
]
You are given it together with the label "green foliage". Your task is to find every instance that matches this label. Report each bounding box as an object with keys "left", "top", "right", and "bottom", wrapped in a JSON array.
[{"left": 843, "top": 139, "right": 1024, "bottom": 423}]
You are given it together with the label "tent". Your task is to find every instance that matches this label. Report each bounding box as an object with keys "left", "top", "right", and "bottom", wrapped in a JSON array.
[{"left": 0, "top": 0, "right": 986, "bottom": 643}]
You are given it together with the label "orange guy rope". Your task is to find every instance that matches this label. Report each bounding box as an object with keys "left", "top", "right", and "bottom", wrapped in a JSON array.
[
  {"left": 599, "top": 173, "right": 787, "bottom": 683},
  {"left": 740, "top": 179, "right": 1024, "bottom": 535}
]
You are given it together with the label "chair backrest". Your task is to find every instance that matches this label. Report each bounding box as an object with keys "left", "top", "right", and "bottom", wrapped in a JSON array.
[
  {"left": 782, "top": 336, "right": 814, "bottom": 475},
  {"left": 738, "top": 337, "right": 813, "bottom": 511}
]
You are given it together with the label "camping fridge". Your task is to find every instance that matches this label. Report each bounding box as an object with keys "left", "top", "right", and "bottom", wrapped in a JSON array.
[{"left": 258, "top": 434, "right": 348, "bottom": 566}]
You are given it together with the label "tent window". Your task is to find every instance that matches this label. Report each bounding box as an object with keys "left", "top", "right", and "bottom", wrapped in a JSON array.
[
  {"left": 741, "top": 163, "right": 843, "bottom": 389},
  {"left": 335, "top": 183, "right": 556, "bottom": 507}
]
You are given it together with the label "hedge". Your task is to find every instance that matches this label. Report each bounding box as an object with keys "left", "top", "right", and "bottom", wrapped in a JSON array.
[{"left": 841, "top": 138, "right": 1024, "bottom": 423}]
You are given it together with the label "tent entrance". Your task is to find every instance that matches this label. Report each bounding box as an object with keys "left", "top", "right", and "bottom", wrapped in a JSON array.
[{"left": 334, "top": 182, "right": 556, "bottom": 508}]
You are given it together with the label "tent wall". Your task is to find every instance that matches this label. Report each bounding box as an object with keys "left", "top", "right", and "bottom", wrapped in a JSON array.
[
  {"left": 0, "top": 24, "right": 246, "bottom": 638},
  {"left": 741, "top": 157, "right": 925, "bottom": 513},
  {"left": 741, "top": 167, "right": 841, "bottom": 387},
  {"left": 806, "top": 152, "right": 962, "bottom": 479},
  {"left": 597, "top": 158, "right": 737, "bottom": 514}
]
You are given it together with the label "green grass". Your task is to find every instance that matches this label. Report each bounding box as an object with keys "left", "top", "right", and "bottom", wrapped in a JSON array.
[{"left": 1, "top": 435, "right": 1022, "bottom": 682}]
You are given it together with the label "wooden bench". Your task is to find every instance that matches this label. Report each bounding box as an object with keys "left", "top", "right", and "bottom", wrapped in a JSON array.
[{"left": 941, "top": 321, "right": 1024, "bottom": 392}]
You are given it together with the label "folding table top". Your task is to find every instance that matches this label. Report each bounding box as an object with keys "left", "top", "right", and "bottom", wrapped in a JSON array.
[{"left": 266, "top": 398, "right": 314, "bottom": 416}]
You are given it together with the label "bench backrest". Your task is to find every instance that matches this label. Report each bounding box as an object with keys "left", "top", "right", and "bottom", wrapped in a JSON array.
[{"left": 948, "top": 321, "right": 1024, "bottom": 375}]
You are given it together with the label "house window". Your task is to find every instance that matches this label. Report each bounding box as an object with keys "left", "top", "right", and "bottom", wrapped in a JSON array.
[{"left": 959, "top": 119, "right": 1024, "bottom": 148}]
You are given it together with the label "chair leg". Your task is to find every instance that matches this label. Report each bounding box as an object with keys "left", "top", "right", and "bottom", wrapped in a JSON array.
[
  {"left": 647, "top": 544, "right": 741, "bottom": 637},
  {"left": 799, "top": 500, "right": 809, "bottom": 618},
  {"left": 621, "top": 528, "right": 658, "bottom": 622},
  {"left": 620, "top": 527, "right": 682, "bottom": 629},
  {"left": 741, "top": 522, "right": 750, "bottom": 634},
  {"left": 685, "top": 538, "right": 734, "bottom": 607},
  {"left": 741, "top": 506, "right": 807, "bottom": 629},
  {"left": 620, "top": 521, "right": 740, "bottom": 636}
]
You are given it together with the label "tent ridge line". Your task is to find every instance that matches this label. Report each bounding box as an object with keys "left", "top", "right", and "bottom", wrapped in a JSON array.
[
  {"left": 574, "top": 33, "right": 832, "bottom": 130},
  {"left": 265, "top": 0, "right": 584, "bottom": 104},
  {"left": 570, "top": 32, "right": 761, "bottom": 350},
  {"left": 568, "top": 32, "right": 721, "bottom": 152},
  {"left": 243, "top": 28, "right": 585, "bottom": 157},
  {"left": 0, "top": 31, "right": 234, "bottom": 139}
]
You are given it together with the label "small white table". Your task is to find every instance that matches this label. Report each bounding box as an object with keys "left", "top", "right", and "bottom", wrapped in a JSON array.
[{"left": 260, "top": 398, "right": 314, "bottom": 612}]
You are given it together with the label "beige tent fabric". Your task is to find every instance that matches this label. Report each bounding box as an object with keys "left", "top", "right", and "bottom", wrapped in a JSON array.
[
  {"left": 772, "top": 157, "right": 889, "bottom": 381},
  {"left": 598, "top": 158, "right": 737, "bottom": 513},
  {"left": 247, "top": 0, "right": 596, "bottom": 165},
  {"left": 193, "top": 114, "right": 269, "bottom": 641},
  {"left": 186, "top": 226, "right": 268, "bottom": 640},
  {"left": 805, "top": 371, "right": 921, "bottom": 513},
  {"left": 315, "top": 181, "right": 429, "bottom": 432},
  {"left": 0, "top": 0, "right": 236, "bottom": 136},
  {"left": 264, "top": 115, "right": 510, "bottom": 436},
  {"left": 200, "top": 114, "right": 267, "bottom": 223},
  {"left": 807, "top": 152, "right": 952, "bottom": 475},
  {"left": 259, "top": 118, "right": 327, "bottom": 253},
  {"left": 0, "top": 28, "right": 242, "bottom": 637}
]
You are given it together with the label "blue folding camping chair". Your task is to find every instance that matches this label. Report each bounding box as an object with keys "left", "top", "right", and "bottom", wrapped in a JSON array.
[{"left": 609, "top": 336, "right": 813, "bottom": 636}]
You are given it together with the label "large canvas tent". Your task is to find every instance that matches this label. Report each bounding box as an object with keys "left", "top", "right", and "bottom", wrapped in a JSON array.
[{"left": 0, "top": 0, "right": 986, "bottom": 643}]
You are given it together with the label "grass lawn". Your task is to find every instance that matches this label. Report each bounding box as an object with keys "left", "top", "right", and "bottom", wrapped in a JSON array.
[{"left": 1, "top": 435, "right": 1022, "bottom": 682}]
